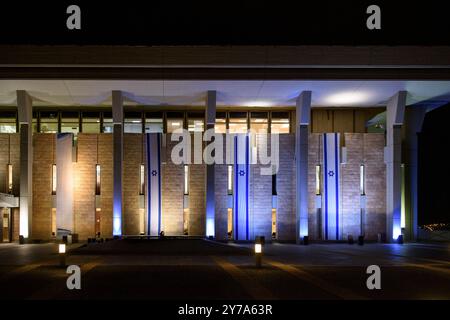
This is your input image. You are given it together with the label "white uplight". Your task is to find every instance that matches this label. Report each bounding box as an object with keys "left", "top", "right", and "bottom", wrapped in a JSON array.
[
  {"left": 325, "top": 92, "right": 370, "bottom": 106},
  {"left": 59, "top": 244, "right": 66, "bottom": 254}
]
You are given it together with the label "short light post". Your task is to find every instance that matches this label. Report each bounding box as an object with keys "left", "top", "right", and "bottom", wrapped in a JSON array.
[
  {"left": 254, "top": 236, "right": 265, "bottom": 268},
  {"left": 59, "top": 243, "right": 66, "bottom": 267}
]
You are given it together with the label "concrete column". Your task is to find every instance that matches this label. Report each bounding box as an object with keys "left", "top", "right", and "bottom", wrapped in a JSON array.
[
  {"left": 17, "top": 90, "right": 33, "bottom": 239},
  {"left": 403, "top": 107, "right": 426, "bottom": 241},
  {"left": 205, "top": 90, "right": 216, "bottom": 237},
  {"left": 295, "top": 91, "right": 311, "bottom": 243},
  {"left": 386, "top": 91, "right": 406, "bottom": 242},
  {"left": 112, "top": 91, "right": 124, "bottom": 236}
]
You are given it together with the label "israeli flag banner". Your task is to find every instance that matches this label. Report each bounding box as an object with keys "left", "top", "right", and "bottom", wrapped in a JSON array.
[
  {"left": 233, "top": 134, "right": 250, "bottom": 241},
  {"left": 323, "top": 133, "right": 341, "bottom": 240},
  {"left": 146, "top": 133, "right": 162, "bottom": 236}
]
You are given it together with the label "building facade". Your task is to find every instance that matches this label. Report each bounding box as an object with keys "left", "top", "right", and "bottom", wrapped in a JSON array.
[{"left": 1, "top": 102, "right": 404, "bottom": 243}]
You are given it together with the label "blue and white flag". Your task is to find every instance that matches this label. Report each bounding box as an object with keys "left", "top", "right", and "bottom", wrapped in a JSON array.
[
  {"left": 233, "top": 134, "right": 250, "bottom": 241},
  {"left": 323, "top": 133, "right": 340, "bottom": 240},
  {"left": 146, "top": 133, "right": 162, "bottom": 236}
]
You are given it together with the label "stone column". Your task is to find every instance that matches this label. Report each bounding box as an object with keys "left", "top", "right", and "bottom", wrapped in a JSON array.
[
  {"left": 386, "top": 91, "right": 406, "bottom": 242},
  {"left": 403, "top": 107, "right": 426, "bottom": 241},
  {"left": 17, "top": 90, "right": 33, "bottom": 239},
  {"left": 205, "top": 90, "right": 216, "bottom": 237},
  {"left": 112, "top": 91, "right": 124, "bottom": 236},
  {"left": 295, "top": 91, "right": 311, "bottom": 243}
]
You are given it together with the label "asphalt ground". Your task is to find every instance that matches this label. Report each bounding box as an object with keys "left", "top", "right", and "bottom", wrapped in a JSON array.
[{"left": 0, "top": 239, "right": 448, "bottom": 300}]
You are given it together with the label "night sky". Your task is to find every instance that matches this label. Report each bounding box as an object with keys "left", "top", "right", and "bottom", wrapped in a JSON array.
[{"left": 419, "top": 103, "right": 450, "bottom": 225}]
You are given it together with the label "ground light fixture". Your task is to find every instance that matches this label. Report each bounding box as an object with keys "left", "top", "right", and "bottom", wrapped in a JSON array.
[
  {"left": 59, "top": 243, "right": 66, "bottom": 267},
  {"left": 254, "top": 243, "right": 262, "bottom": 268}
]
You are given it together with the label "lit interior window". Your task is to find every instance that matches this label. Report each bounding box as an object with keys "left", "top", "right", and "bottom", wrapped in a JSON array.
[
  {"left": 52, "top": 164, "right": 57, "bottom": 195},
  {"left": 95, "top": 164, "right": 101, "bottom": 195},
  {"left": 7, "top": 164, "right": 13, "bottom": 194},
  {"left": 102, "top": 112, "right": 113, "bottom": 133},
  {"left": 184, "top": 165, "right": 189, "bottom": 195},
  {"left": 61, "top": 111, "right": 80, "bottom": 135},
  {"left": 271, "top": 112, "right": 290, "bottom": 134},
  {"left": 0, "top": 112, "right": 17, "bottom": 133},
  {"left": 215, "top": 118, "right": 226, "bottom": 133},
  {"left": 360, "top": 164, "right": 365, "bottom": 195},
  {"left": 139, "top": 164, "right": 145, "bottom": 195},
  {"left": 124, "top": 112, "right": 143, "bottom": 133},
  {"left": 315, "top": 165, "right": 321, "bottom": 195},
  {"left": 228, "top": 112, "right": 248, "bottom": 133},
  {"left": 40, "top": 112, "right": 59, "bottom": 133},
  {"left": 227, "top": 165, "right": 233, "bottom": 195},
  {"left": 250, "top": 112, "right": 268, "bottom": 133},
  {"left": 188, "top": 119, "right": 204, "bottom": 132},
  {"left": 145, "top": 112, "right": 164, "bottom": 133},
  {"left": 167, "top": 112, "right": 185, "bottom": 133},
  {"left": 82, "top": 111, "right": 101, "bottom": 133}
]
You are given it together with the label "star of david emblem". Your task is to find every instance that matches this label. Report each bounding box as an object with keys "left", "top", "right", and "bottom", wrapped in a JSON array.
[
  {"left": 239, "top": 170, "right": 246, "bottom": 176},
  {"left": 328, "top": 170, "right": 335, "bottom": 177},
  {"left": 151, "top": 170, "right": 158, "bottom": 176}
]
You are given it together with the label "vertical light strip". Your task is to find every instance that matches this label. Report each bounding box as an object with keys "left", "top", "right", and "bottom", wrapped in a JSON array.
[
  {"left": 401, "top": 163, "right": 406, "bottom": 229},
  {"left": 315, "top": 165, "right": 321, "bottom": 195},
  {"left": 360, "top": 164, "right": 365, "bottom": 195},
  {"left": 7, "top": 164, "right": 13, "bottom": 194},
  {"left": 139, "top": 164, "right": 145, "bottom": 195},
  {"left": 184, "top": 165, "right": 189, "bottom": 195},
  {"left": 52, "top": 164, "right": 57, "bottom": 195},
  {"left": 227, "top": 165, "right": 233, "bottom": 195},
  {"left": 95, "top": 164, "right": 101, "bottom": 195}
]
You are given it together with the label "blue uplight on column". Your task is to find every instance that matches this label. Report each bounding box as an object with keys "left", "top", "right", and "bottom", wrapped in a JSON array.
[{"left": 113, "top": 199, "right": 122, "bottom": 236}]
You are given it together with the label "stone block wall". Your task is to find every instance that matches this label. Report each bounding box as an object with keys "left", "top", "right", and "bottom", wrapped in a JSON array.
[
  {"left": 123, "top": 134, "right": 145, "bottom": 235},
  {"left": 32, "top": 134, "right": 55, "bottom": 239},
  {"left": 162, "top": 135, "right": 184, "bottom": 235},
  {"left": 276, "top": 134, "right": 296, "bottom": 241}
]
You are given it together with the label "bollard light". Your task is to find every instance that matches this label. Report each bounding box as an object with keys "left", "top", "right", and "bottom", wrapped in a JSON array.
[
  {"left": 254, "top": 243, "right": 262, "bottom": 268},
  {"left": 59, "top": 243, "right": 67, "bottom": 267}
]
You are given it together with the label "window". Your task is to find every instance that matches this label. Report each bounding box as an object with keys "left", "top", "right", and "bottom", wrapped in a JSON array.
[
  {"left": 102, "top": 112, "right": 113, "bottom": 133},
  {"left": 271, "top": 112, "right": 290, "bottom": 134},
  {"left": 82, "top": 112, "right": 101, "bottom": 133},
  {"left": 95, "top": 164, "right": 101, "bottom": 195},
  {"left": 272, "top": 174, "right": 277, "bottom": 196},
  {"left": 315, "top": 165, "right": 321, "bottom": 195},
  {"left": 250, "top": 112, "right": 268, "bottom": 133},
  {"left": 227, "top": 165, "right": 233, "bottom": 195},
  {"left": 167, "top": 112, "right": 184, "bottom": 133},
  {"left": 0, "top": 112, "right": 17, "bottom": 133},
  {"left": 40, "top": 111, "right": 59, "bottom": 133},
  {"left": 52, "top": 164, "right": 57, "bottom": 195},
  {"left": 32, "top": 111, "right": 38, "bottom": 133},
  {"left": 61, "top": 111, "right": 80, "bottom": 135},
  {"left": 228, "top": 112, "right": 248, "bottom": 133},
  {"left": 145, "top": 112, "right": 163, "bottom": 133},
  {"left": 184, "top": 165, "right": 189, "bottom": 195},
  {"left": 139, "top": 164, "right": 145, "bottom": 195},
  {"left": 124, "top": 112, "right": 143, "bottom": 133},
  {"left": 188, "top": 112, "right": 204, "bottom": 132},
  {"left": 360, "top": 164, "right": 365, "bottom": 195},
  {"left": 215, "top": 112, "right": 226, "bottom": 133},
  {"left": 7, "top": 164, "right": 13, "bottom": 194}
]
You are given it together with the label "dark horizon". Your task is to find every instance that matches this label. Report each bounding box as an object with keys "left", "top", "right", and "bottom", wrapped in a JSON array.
[{"left": 419, "top": 103, "right": 450, "bottom": 225}]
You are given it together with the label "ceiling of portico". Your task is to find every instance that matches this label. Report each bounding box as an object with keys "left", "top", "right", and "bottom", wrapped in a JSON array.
[{"left": 0, "top": 80, "right": 450, "bottom": 109}]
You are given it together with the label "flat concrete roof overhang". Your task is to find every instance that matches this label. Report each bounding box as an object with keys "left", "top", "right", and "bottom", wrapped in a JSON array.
[{"left": 1, "top": 45, "right": 450, "bottom": 80}]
